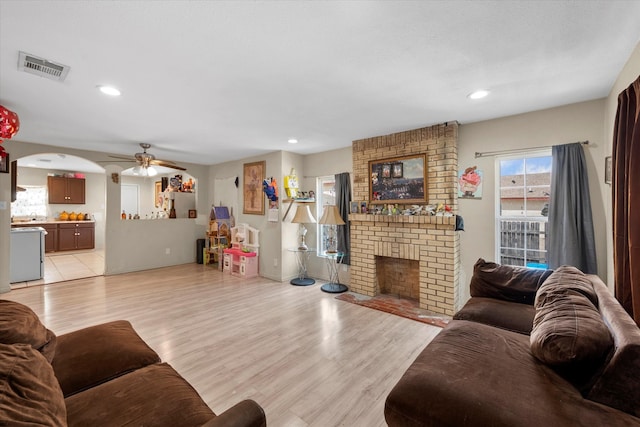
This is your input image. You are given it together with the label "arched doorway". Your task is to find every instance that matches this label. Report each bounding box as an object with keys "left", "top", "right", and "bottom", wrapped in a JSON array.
[{"left": 11, "top": 153, "right": 106, "bottom": 287}]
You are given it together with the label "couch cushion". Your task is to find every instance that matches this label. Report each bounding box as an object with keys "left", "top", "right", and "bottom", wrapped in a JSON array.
[
  {"left": 0, "top": 343, "right": 67, "bottom": 427},
  {"left": 52, "top": 320, "right": 161, "bottom": 397},
  {"left": 65, "top": 363, "right": 216, "bottom": 427},
  {"left": 469, "top": 258, "right": 553, "bottom": 305},
  {"left": 0, "top": 299, "right": 57, "bottom": 362},
  {"left": 385, "top": 320, "right": 640, "bottom": 427},
  {"left": 530, "top": 266, "right": 613, "bottom": 389},
  {"left": 453, "top": 296, "right": 536, "bottom": 334}
]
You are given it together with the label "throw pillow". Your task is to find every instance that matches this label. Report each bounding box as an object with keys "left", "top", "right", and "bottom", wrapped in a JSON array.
[
  {"left": 0, "top": 343, "right": 67, "bottom": 426},
  {"left": 530, "top": 266, "right": 613, "bottom": 389},
  {"left": 0, "top": 300, "right": 57, "bottom": 362},
  {"left": 534, "top": 265, "right": 598, "bottom": 308},
  {"left": 469, "top": 258, "right": 553, "bottom": 304}
]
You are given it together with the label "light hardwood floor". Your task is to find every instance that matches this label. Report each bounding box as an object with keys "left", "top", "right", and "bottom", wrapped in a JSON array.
[
  {"left": 11, "top": 249, "right": 105, "bottom": 289},
  {"left": 4, "top": 263, "right": 440, "bottom": 426}
]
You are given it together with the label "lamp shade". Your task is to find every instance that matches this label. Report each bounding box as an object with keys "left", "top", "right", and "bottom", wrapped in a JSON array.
[
  {"left": 319, "top": 205, "right": 345, "bottom": 225},
  {"left": 291, "top": 204, "right": 316, "bottom": 224}
]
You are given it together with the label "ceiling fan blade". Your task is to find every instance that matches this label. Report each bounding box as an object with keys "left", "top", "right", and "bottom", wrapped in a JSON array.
[
  {"left": 109, "top": 154, "right": 135, "bottom": 160},
  {"left": 151, "top": 160, "right": 187, "bottom": 171}
]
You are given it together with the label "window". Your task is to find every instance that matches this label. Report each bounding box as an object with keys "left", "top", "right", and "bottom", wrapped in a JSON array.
[
  {"left": 10, "top": 186, "right": 47, "bottom": 218},
  {"left": 496, "top": 151, "right": 551, "bottom": 268},
  {"left": 316, "top": 175, "right": 336, "bottom": 256}
]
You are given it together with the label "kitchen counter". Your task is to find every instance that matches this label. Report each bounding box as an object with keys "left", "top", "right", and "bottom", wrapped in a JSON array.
[
  {"left": 11, "top": 219, "right": 95, "bottom": 225},
  {"left": 11, "top": 220, "right": 95, "bottom": 252}
]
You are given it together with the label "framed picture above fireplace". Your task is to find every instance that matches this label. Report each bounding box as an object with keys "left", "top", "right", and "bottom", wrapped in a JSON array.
[{"left": 369, "top": 153, "right": 427, "bottom": 204}]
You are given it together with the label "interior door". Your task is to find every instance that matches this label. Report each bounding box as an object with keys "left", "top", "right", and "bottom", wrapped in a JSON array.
[{"left": 121, "top": 184, "right": 139, "bottom": 217}]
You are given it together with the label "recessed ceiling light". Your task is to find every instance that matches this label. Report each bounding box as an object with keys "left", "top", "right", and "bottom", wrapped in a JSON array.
[
  {"left": 288, "top": 138, "right": 298, "bottom": 144},
  {"left": 98, "top": 85, "right": 121, "bottom": 96},
  {"left": 468, "top": 89, "right": 489, "bottom": 100}
]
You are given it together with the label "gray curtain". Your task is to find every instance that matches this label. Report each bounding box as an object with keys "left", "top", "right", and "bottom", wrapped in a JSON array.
[
  {"left": 335, "top": 172, "right": 351, "bottom": 265},
  {"left": 547, "top": 143, "right": 597, "bottom": 273}
]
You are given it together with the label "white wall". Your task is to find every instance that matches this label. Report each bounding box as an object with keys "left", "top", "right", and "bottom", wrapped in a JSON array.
[
  {"left": 208, "top": 151, "right": 284, "bottom": 281},
  {"left": 302, "top": 147, "right": 353, "bottom": 282},
  {"left": 457, "top": 99, "right": 608, "bottom": 302}
]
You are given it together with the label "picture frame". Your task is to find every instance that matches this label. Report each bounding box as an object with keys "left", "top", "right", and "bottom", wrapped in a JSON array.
[
  {"left": 188, "top": 209, "right": 197, "bottom": 219},
  {"left": 605, "top": 156, "right": 612, "bottom": 185},
  {"left": 392, "top": 162, "right": 403, "bottom": 178},
  {"left": 243, "top": 160, "right": 265, "bottom": 215},
  {"left": 0, "top": 153, "right": 8, "bottom": 174},
  {"left": 154, "top": 181, "right": 163, "bottom": 208},
  {"left": 350, "top": 201, "right": 360, "bottom": 214},
  {"left": 369, "top": 154, "right": 427, "bottom": 204}
]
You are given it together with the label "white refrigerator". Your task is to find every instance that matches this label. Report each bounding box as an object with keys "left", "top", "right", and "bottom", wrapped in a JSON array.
[{"left": 10, "top": 227, "right": 46, "bottom": 283}]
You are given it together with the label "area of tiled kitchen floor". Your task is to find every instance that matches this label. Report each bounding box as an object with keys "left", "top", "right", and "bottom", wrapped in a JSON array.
[{"left": 11, "top": 249, "right": 105, "bottom": 289}]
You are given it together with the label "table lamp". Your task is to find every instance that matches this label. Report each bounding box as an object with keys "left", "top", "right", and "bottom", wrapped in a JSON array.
[
  {"left": 319, "top": 204, "right": 345, "bottom": 253},
  {"left": 291, "top": 204, "right": 316, "bottom": 250}
]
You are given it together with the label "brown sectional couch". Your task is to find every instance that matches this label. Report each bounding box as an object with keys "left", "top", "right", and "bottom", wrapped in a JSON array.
[
  {"left": 385, "top": 259, "right": 640, "bottom": 427},
  {"left": 0, "top": 300, "right": 266, "bottom": 427}
]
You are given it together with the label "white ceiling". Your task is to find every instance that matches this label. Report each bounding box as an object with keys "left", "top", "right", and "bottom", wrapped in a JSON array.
[{"left": 1, "top": 1, "right": 639, "bottom": 168}]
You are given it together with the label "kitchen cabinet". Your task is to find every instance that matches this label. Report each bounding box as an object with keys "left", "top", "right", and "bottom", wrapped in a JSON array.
[
  {"left": 57, "top": 222, "right": 94, "bottom": 251},
  {"left": 48, "top": 176, "right": 85, "bottom": 204},
  {"left": 42, "top": 224, "right": 58, "bottom": 253}
]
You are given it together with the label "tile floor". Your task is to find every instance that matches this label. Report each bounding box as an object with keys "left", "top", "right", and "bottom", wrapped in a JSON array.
[
  {"left": 11, "top": 249, "right": 105, "bottom": 289},
  {"left": 336, "top": 292, "right": 451, "bottom": 328}
]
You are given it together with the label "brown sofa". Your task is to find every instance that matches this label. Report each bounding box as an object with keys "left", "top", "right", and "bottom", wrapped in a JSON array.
[
  {"left": 0, "top": 300, "right": 266, "bottom": 427},
  {"left": 385, "top": 259, "right": 640, "bottom": 427}
]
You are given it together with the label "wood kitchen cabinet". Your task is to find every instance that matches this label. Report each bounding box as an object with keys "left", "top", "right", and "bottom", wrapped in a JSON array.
[
  {"left": 48, "top": 176, "right": 85, "bottom": 204},
  {"left": 57, "top": 222, "right": 95, "bottom": 251},
  {"left": 42, "top": 224, "right": 58, "bottom": 253}
]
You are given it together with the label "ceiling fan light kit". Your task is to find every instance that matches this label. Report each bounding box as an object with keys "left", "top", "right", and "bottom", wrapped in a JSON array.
[{"left": 107, "top": 143, "right": 186, "bottom": 175}]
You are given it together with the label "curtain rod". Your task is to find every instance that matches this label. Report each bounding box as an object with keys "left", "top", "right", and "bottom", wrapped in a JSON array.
[{"left": 474, "top": 141, "right": 589, "bottom": 158}]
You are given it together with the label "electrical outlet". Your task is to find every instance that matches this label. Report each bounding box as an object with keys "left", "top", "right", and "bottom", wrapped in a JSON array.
[
  {"left": 273, "top": 258, "right": 278, "bottom": 267},
  {"left": 165, "top": 248, "right": 170, "bottom": 255}
]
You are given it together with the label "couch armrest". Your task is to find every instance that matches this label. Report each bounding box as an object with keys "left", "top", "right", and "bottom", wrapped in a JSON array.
[{"left": 201, "top": 400, "right": 266, "bottom": 427}]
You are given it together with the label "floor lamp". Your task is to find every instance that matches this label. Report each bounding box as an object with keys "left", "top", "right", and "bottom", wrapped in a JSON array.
[{"left": 319, "top": 205, "right": 347, "bottom": 293}]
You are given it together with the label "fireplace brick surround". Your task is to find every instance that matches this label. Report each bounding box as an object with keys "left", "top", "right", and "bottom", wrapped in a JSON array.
[{"left": 349, "top": 123, "right": 459, "bottom": 316}]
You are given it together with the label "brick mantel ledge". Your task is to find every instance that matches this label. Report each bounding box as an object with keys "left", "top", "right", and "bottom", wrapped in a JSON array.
[{"left": 348, "top": 213, "right": 456, "bottom": 227}]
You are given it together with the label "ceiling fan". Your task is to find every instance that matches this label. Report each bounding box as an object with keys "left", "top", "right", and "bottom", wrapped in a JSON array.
[{"left": 108, "top": 143, "right": 186, "bottom": 176}]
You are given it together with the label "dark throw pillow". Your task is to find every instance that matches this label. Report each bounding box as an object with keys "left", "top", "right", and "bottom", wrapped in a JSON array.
[
  {"left": 469, "top": 258, "right": 553, "bottom": 304},
  {"left": 0, "top": 299, "right": 57, "bottom": 362},
  {"left": 530, "top": 266, "right": 613, "bottom": 390},
  {"left": 0, "top": 343, "right": 67, "bottom": 426}
]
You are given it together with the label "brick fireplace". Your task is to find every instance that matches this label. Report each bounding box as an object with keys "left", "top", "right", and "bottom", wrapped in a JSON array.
[{"left": 349, "top": 123, "right": 459, "bottom": 316}]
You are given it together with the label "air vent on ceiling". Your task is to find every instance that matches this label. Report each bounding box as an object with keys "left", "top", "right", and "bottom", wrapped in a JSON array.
[{"left": 18, "top": 51, "right": 70, "bottom": 82}]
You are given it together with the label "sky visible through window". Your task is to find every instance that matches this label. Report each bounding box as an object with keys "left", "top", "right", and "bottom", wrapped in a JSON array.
[{"left": 500, "top": 156, "right": 552, "bottom": 176}]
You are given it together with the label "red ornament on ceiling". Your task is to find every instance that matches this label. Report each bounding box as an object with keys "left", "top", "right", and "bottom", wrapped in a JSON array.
[
  {"left": 0, "top": 105, "right": 20, "bottom": 140},
  {"left": 0, "top": 104, "right": 20, "bottom": 158}
]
